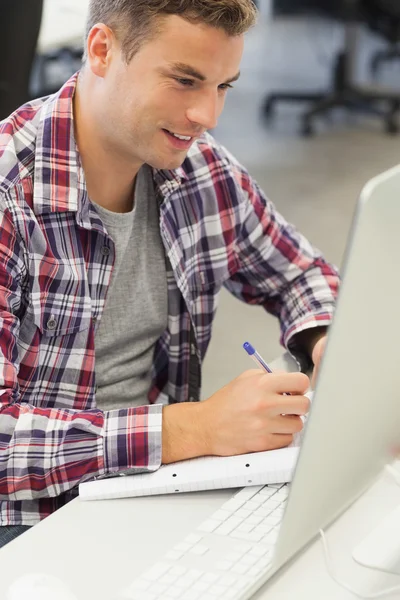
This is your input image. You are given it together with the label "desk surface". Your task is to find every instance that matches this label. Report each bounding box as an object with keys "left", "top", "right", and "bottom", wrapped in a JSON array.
[{"left": 2, "top": 355, "right": 400, "bottom": 600}]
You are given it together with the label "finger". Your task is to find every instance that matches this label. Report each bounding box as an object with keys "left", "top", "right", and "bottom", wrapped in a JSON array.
[
  {"left": 260, "top": 372, "right": 310, "bottom": 395},
  {"left": 311, "top": 367, "right": 317, "bottom": 389},
  {"left": 268, "top": 415, "right": 304, "bottom": 435},
  {"left": 267, "top": 394, "right": 310, "bottom": 417}
]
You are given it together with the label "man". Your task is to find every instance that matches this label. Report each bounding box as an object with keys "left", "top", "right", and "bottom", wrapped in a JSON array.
[{"left": 0, "top": 0, "right": 339, "bottom": 548}]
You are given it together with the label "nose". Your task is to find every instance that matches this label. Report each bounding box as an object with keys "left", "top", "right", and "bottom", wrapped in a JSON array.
[{"left": 186, "top": 90, "right": 220, "bottom": 131}]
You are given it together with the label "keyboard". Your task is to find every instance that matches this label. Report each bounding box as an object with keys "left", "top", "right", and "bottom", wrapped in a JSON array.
[{"left": 120, "top": 483, "right": 289, "bottom": 600}]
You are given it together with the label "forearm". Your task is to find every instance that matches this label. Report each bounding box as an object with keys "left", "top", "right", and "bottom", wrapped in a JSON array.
[
  {"left": 162, "top": 402, "right": 209, "bottom": 464},
  {"left": 0, "top": 400, "right": 163, "bottom": 500}
]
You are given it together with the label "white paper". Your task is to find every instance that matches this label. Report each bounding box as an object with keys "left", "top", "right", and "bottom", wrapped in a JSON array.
[{"left": 79, "top": 446, "right": 300, "bottom": 501}]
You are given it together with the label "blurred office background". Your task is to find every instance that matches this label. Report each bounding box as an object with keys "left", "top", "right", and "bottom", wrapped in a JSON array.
[{"left": 0, "top": 0, "right": 399, "bottom": 397}]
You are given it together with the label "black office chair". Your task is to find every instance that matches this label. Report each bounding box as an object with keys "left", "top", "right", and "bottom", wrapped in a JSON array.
[
  {"left": 363, "top": 0, "right": 400, "bottom": 77},
  {"left": 0, "top": 0, "right": 43, "bottom": 119},
  {"left": 263, "top": 0, "right": 400, "bottom": 135}
]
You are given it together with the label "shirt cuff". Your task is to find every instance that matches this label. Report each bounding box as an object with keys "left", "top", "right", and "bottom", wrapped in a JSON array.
[
  {"left": 284, "top": 314, "right": 333, "bottom": 372},
  {"left": 102, "top": 404, "right": 163, "bottom": 476}
]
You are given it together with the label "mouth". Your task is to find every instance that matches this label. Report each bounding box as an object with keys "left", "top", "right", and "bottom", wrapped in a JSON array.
[{"left": 162, "top": 129, "right": 196, "bottom": 150}]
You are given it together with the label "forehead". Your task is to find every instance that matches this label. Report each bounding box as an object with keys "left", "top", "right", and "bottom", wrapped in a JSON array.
[{"left": 134, "top": 14, "right": 244, "bottom": 78}]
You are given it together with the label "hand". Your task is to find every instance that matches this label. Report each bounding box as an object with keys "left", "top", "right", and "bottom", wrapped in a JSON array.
[
  {"left": 311, "top": 334, "right": 328, "bottom": 388},
  {"left": 162, "top": 370, "right": 310, "bottom": 463}
]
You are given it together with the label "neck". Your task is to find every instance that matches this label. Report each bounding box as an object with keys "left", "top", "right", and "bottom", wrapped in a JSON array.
[{"left": 73, "top": 74, "right": 142, "bottom": 213}]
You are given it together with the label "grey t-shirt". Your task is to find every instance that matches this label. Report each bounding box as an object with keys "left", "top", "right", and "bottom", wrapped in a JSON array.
[{"left": 92, "top": 165, "right": 168, "bottom": 410}]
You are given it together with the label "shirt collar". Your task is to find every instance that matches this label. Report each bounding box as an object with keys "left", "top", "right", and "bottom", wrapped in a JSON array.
[{"left": 33, "top": 72, "right": 189, "bottom": 218}]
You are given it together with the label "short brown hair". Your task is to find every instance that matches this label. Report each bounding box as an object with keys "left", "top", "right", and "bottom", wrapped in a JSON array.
[{"left": 84, "top": 0, "right": 258, "bottom": 63}]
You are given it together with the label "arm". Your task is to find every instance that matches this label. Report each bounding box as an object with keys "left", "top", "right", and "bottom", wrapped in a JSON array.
[
  {"left": 222, "top": 161, "right": 340, "bottom": 354},
  {"left": 0, "top": 207, "right": 162, "bottom": 501}
]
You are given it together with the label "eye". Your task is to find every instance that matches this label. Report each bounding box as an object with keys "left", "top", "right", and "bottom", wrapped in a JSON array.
[
  {"left": 218, "top": 84, "right": 234, "bottom": 92},
  {"left": 175, "top": 78, "right": 195, "bottom": 87}
]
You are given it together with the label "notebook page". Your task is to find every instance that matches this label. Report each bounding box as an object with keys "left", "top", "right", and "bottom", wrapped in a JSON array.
[{"left": 79, "top": 446, "right": 300, "bottom": 501}]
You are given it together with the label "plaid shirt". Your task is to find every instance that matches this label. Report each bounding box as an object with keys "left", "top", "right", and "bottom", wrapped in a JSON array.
[{"left": 0, "top": 74, "right": 339, "bottom": 525}]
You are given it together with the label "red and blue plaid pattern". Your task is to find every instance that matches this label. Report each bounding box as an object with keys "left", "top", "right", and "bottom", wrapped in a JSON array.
[{"left": 0, "top": 74, "right": 339, "bottom": 525}]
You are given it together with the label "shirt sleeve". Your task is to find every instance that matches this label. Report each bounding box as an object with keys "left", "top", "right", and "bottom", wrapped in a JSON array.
[
  {"left": 222, "top": 152, "right": 340, "bottom": 348},
  {"left": 0, "top": 207, "right": 162, "bottom": 502}
]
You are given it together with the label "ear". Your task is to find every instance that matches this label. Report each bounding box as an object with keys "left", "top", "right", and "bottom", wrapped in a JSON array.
[{"left": 86, "top": 23, "right": 118, "bottom": 78}]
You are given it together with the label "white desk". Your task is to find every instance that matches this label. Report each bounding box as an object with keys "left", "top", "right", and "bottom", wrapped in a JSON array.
[{"left": 2, "top": 355, "right": 400, "bottom": 600}]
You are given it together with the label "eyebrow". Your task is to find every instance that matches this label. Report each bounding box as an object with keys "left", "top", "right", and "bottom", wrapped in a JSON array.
[{"left": 167, "top": 62, "right": 241, "bottom": 84}]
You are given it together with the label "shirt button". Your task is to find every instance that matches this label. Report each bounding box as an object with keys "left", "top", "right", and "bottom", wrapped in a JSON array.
[
  {"left": 47, "top": 317, "right": 57, "bottom": 330},
  {"left": 101, "top": 246, "right": 110, "bottom": 257},
  {"left": 189, "top": 396, "right": 195, "bottom": 402}
]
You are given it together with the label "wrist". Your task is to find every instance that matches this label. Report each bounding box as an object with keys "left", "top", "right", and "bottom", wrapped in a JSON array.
[{"left": 161, "top": 401, "right": 210, "bottom": 464}]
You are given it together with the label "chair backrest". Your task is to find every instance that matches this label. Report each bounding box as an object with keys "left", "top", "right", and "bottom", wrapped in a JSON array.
[
  {"left": 272, "top": 0, "right": 362, "bottom": 20},
  {"left": 363, "top": 0, "right": 400, "bottom": 42},
  {"left": 0, "top": 0, "right": 43, "bottom": 118},
  {"left": 368, "top": 0, "right": 400, "bottom": 18}
]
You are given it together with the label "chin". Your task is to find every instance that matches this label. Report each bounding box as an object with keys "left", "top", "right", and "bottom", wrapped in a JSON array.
[{"left": 148, "top": 154, "right": 187, "bottom": 171}]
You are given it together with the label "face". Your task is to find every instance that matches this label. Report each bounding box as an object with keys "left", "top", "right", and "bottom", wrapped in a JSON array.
[{"left": 85, "top": 15, "right": 244, "bottom": 171}]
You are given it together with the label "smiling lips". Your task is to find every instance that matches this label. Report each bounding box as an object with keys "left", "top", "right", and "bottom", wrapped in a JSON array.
[{"left": 163, "top": 128, "right": 197, "bottom": 149}]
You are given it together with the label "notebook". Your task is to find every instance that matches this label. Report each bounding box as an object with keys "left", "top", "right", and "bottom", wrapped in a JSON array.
[{"left": 79, "top": 432, "right": 303, "bottom": 501}]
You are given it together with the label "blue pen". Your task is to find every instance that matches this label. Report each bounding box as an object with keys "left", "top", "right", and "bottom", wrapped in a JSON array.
[
  {"left": 243, "top": 342, "right": 292, "bottom": 398},
  {"left": 243, "top": 342, "right": 273, "bottom": 373}
]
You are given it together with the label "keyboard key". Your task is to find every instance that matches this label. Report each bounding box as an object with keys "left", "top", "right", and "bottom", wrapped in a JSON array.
[
  {"left": 198, "top": 519, "right": 220, "bottom": 533},
  {"left": 184, "top": 534, "right": 204, "bottom": 545},
  {"left": 165, "top": 551, "right": 183, "bottom": 561},
  {"left": 125, "top": 580, "right": 151, "bottom": 592},
  {"left": 209, "top": 584, "right": 228, "bottom": 596},
  {"left": 216, "top": 560, "right": 233, "bottom": 571},
  {"left": 231, "top": 531, "right": 264, "bottom": 543},
  {"left": 236, "top": 522, "right": 254, "bottom": 533},
  {"left": 212, "top": 509, "right": 231, "bottom": 522},
  {"left": 231, "top": 563, "right": 250, "bottom": 575},
  {"left": 164, "top": 589, "right": 183, "bottom": 599},
  {"left": 148, "top": 582, "right": 168, "bottom": 595},
  {"left": 159, "top": 573, "right": 179, "bottom": 585},
  {"left": 259, "top": 487, "right": 279, "bottom": 497},
  {"left": 180, "top": 591, "right": 202, "bottom": 600},
  {"left": 235, "top": 508, "right": 252, "bottom": 519},
  {"left": 179, "top": 577, "right": 197, "bottom": 590},
  {"left": 250, "top": 545, "right": 270, "bottom": 557},
  {"left": 216, "top": 516, "right": 243, "bottom": 535},
  {"left": 186, "top": 569, "right": 203, "bottom": 581},
  {"left": 221, "top": 590, "right": 239, "bottom": 600},
  {"left": 191, "top": 580, "right": 211, "bottom": 593},
  {"left": 170, "top": 566, "right": 187, "bottom": 577},
  {"left": 219, "top": 574, "right": 239, "bottom": 586},
  {"left": 189, "top": 544, "right": 209, "bottom": 556},
  {"left": 144, "top": 563, "right": 170, "bottom": 582},
  {"left": 248, "top": 565, "right": 263, "bottom": 577},
  {"left": 128, "top": 592, "right": 157, "bottom": 600},
  {"left": 241, "top": 553, "right": 259, "bottom": 567},
  {"left": 201, "top": 572, "right": 220, "bottom": 584},
  {"left": 225, "top": 551, "right": 242, "bottom": 562},
  {"left": 174, "top": 542, "right": 192, "bottom": 552},
  {"left": 246, "top": 515, "right": 264, "bottom": 526}
]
